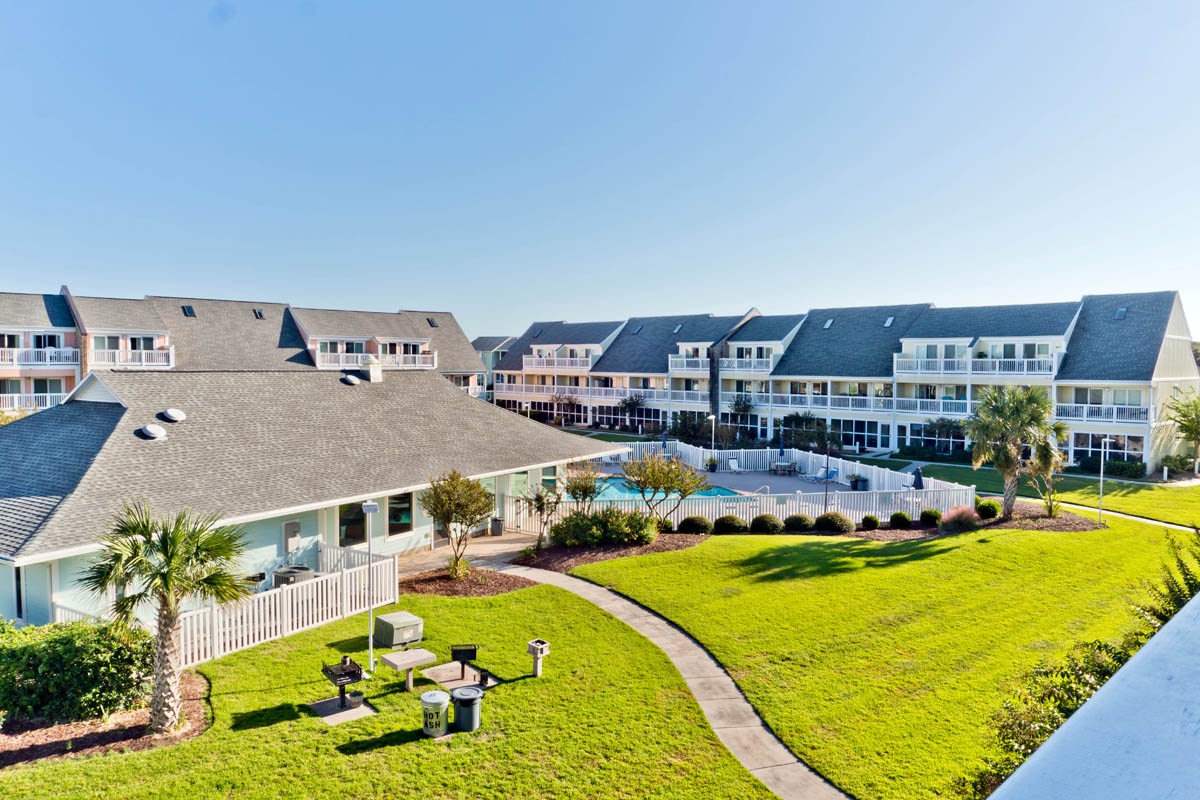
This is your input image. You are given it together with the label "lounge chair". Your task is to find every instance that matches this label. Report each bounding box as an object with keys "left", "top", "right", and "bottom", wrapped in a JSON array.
[
  {"left": 728, "top": 458, "right": 742, "bottom": 473},
  {"left": 809, "top": 467, "right": 838, "bottom": 483}
]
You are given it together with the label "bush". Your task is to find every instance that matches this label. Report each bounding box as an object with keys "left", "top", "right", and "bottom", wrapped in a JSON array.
[
  {"left": 749, "top": 514, "right": 784, "bottom": 534},
  {"left": 712, "top": 515, "right": 750, "bottom": 534},
  {"left": 549, "top": 511, "right": 603, "bottom": 547},
  {"left": 919, "top": 508, "right": 942, "bottom": 527},
  {"left": 976, "top": 498, "right": 1002, "bottom": 519},
  {"left": 1075, "top": 456, "right": 1146, "bottom": 479},
  {"left": 0, "top": 621, "right": 153, "bottom": 722},
  {"left": 1162, "top": 454, "right": 1194, "bottom": 474},
  {"left": 528, "top": 409, "right": 550, "bottom": 423},
  {"left": 678, "top": 516, "right": 714, "bottom": 534},
  {"left": 940, "top": 505, "right": 981, "bottom": 533},
  {"left": 657, "top": 517, "right": 674, "bottom": 533},
  {"left": 783, "top": 514, "right": 815, "bottom": 532},
  {"left": 558, "top": 507, "right": 658, "bottom": 547},
  {"left": 814, "top": 512, "right": 855, "bottom": 533},
  {"left": 890, "top": 511, "right": 912, "bottom": 529},
  {"left": 862, "top": 514, "right": 879, "bottom": 531}
]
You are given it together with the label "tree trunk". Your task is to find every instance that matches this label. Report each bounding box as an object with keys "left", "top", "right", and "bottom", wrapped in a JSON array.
[
  {"left": 151, "top": 603, "right": 182, "bottom": 733},
  {"left": 1002, "top": 474, "right": 1019, "bottom": 519}
]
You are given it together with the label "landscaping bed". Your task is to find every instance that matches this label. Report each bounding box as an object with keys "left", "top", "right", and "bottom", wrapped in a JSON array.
[
  {"left": 512, "top": 533, "right": 708, "bottom": 573},
  {"left": 0, "top": 671, "right": 208, "bottom": 770},
  {"left": 398, "top": 568, "right": 536, "bottom": 597}
]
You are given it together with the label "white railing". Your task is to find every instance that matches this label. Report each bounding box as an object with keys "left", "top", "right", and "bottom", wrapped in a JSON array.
[
  {"left": 892, "top": 398, "right": 977, "bottom": 416},
  {"left": 523, "top": 356, "right": 594, "bottom": 370},
  {"left": 1054, "top": 404, "right": 1150, "bottom": 423},
  {"left": 894, "top": 355, "right": 1057, "bottom": 376},
  {"left": 378, "top": 353, "right": 437, "bottom": 369},
  {"left": 52, "top": 603, "right": 104, "bottom": 623},
  {"left": 970, "top": 357, "right": 1055, "bottom": 375},
  {"left": 893, "top": 357, "right": 970, "bottom": 374},
  {"left": 0, "top": 347, "right": 80, "bottom": 366},
  {"left": 589, "top": 387, "right": 672, "bottom": 402},
  {"left": 493, "top": 384, "right": 574, "bottom": 398},
  {"left": 668, "top": 356, "right": 710, "bottom": 372},
  {"left": 719, "top": 358, "right": 772, "bottom": 372},
  {"left": 90, "top": 346, "right": 175, "bottom": 368},
  {"left": 0, "top": 393, "right": 66, "bottom": 411},
  {"left": 462, "top": 385, "right": 486, "bottom": 397},
  {"left": 177, "top": 547, "right": 396, "bottom": 668}
]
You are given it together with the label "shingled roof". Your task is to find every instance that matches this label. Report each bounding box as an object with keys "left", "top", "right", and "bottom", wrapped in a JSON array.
[
  {"left": 590, "top": 314, "right": 744, "bottom": 375},
  {"left": 0, "top": 370, "right": 620, "bottom": 561},
  {"left": 727, "top": 314, "right": 807, "bottom": 342},
  {"left": 0, "top": 293, "right": 76, "bottom": 329},
  {"left": 772, "top": 304, "right": 931, "bottom": 378},
  {"left": 71, "top": 295, "right": 168, "bottom": 332},
  {"left": 1056, "top": 292, "right": 1179, "bottom": 381},
  {"left": 146, "top": 296, "right": 313, "bottom": 371},
  {"left": 495, "top": 320, "right": 625, "bottom": 372},
  {"left": 472, "top": 335, "right": 515, "bottom": 352},
  {"left": 903, "top": 302, "right": 1081, "bottom": 339}
]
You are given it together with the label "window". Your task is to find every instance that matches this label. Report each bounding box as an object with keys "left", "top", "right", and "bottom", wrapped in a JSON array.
[
  {"left": 0, "top": 334, "right": 19, "bottom": 349},
  {"left": 921, "top": 344, "right": 938, "bottom": 359},
  {"left": 253, "top": 308, "right": 265, "bottom": 320},
  {"left": 532, "top": 329, "right": 542, "bottom": 338},
  {"left": 1022, "top": 343, "right": 1050, "bottom": 359},
  {"left": 33, "top": 334, "right": 61, "bottom": 349},
  {"left": 94, "top": 335, "right": 120, "bottom": 350},
  {"left": 541, "top": 466, "right": 557, "bottom": 489},
  {"left": 789, "top": 381, "right": 806, "bottom": 395},
  {"left": 944, "top": 344, "right": 966, "bottom": 359},
  {"left": 388, "top": 493, "right": 414, "bottom": 535},
  {"left": 181, "top": 305, "right": 196, "bottom": 317},
  {"left": 33, "top": 378, "right": 62, "bottom": 395},
  {"left": 129, "top": 336, "right": 154, "bottom": 351},
  {"left": 426, "top": 317, "right": 438, "bottom": 328},
  {"left": 0, "top": 379, "right": 18, "bottom": 395},
  {"left": 884, "top": 316, "right": 894, "bottom": 327},
  {"left": 14, "top": 567, "right": 22, "bottom": 620},
  {"left": 1115, "top": 307, "right": 1127, "bottom": 320},
  {"left": 1074, "top": 388, "right": 1103, "bottom": 405},
  {"left": 874, "top": 383, "right": 893, "bottom": 398},
  {"left": 338, "top": 503, "right": 366, "bottom": 546},
  {"left": 823, "top": 319, "right": 833, "bottom": 329},
  {"left": 632, "top": 325, "right": 643, "bottom": 335},
  {"left": 344, "top": 341, "right": 365, "bottom": 354},
  {"left": 1073, "top": 433, "right": 1144, "bottom": 463},
  {"left": 673, "top": 324, "right": 682, "bottom": 334},
  {"left": 1112, "top": 389, "right": 1141, "bottom": 406}
]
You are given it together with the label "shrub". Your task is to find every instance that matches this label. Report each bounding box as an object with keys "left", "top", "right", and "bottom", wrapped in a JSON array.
[
  {"left": 528, "top": 409, "right": 550, "bottom": 423},
  {"left": 1162, "top": 454, "right": 1194, "bottom": 474},
  {"left": 749, "top": 514, "right": 784, "bottom": 534},
  {"left": 549, "top": 511, "right": 603, "bottom": 547},
  {"left": 976, "top": 498, "right": 1002, "bottom": 519},
  {"left": 712, "top": 515, "right": 750, "bottom": 534},
  {"left": 0, "top": 621, "right": 153, "bottom": 722},
  {"left": 591, "top": 507, "right": 659, "bottom": 546},
  {"left": 890, "top": 511, "right": 912, "bottom": 529},
  {"left": 657, "top": 517, "right": 674, "bottom": 533},
  {"left": 814, "top": 512, "right": 855, "bottom": 533},
  {"left": 862, "top": 514, "right": 879, "bottom": 531},
  {"left": 678, "top": 516, "right": 714, "bottom": 534},
  {"left": 1075, "top": 456, "right": 1146, "bottom": 479},
  {"left": 783, "top": 514, "right": 815, "bottom": 532},
  {"left": 919, "top": 508, "right": 942, "bottom": 527},
  {"left": 940, "top": 505, "right": 981, "bottom": 533}
]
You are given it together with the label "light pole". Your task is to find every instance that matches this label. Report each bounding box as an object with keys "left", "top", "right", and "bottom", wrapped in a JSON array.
[
  {"left": 362, "top": 500, "right": 380, "bottom": 673},
  {"left": 707, "top": 414, "right": 717, "bottom": 464},
  {"left": 1097, "top": 438, "right": 1115, "bottom": 525},
  {"left": 823, "top": 440, "right": 832, "bottom": 513},
  {"left": 523, "top": 401, "right": 531, "bottom": 420}
]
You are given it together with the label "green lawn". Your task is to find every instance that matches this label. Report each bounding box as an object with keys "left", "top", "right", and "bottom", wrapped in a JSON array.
[
  {"left": 921, "top": 464, "right": 1200, "bottom": 528},
  {"left": 574, "top": 522, "right": 1173, "bottom": 800},
  {"left": 0, "top": 586, "right": 769, "bottom": 800}
]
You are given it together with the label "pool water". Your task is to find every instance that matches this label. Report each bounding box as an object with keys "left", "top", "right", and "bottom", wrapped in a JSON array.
[{"left": 595, "top": 477, "right": 738, "bottom": 500}]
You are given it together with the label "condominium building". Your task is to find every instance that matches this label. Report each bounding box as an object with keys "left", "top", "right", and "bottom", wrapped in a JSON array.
[
  {"left": 472, "top": 335, "right": 517, "bottom": 400},
  {"left": 493, "top": 292, "right": 1200, "bottom": 473}
]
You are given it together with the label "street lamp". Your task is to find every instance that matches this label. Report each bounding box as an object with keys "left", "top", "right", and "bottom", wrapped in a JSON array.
[
  {"left": 523, "top": 401, "right": 531, "bottom": 420},
  {"left": 707, "top": 414, "right": 717, "bottom": 462},
  {"left": 1097, "top": 438, "right": 1115, "bottom": 525},
  {"left": 362, "top": 500, "right": 380, "bottom": 673}
]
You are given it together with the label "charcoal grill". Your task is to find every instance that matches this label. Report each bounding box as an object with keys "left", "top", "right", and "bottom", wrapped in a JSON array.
[
  {"left": 450, "top": 643, "right": 479, "bottom": 680},
  {"left": 321, "top": 655, "right": 365, "bottom": 709}
]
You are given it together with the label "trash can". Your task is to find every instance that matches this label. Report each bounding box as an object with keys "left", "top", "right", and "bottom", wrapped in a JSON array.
[
  {"left": 420, "top": 690, "right": 450, "bottom": 737},
  {"left": 451, "top": 686, "right": 484, "bottom": 732},
  {"left": 490, "top": 517, "right": 504, "bottom": 536}
]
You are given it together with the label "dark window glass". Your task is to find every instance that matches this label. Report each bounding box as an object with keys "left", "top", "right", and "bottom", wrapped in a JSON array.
[
  {"left": 339, "top": 503, "right": 366, "bottom": 546},
  {"left": 388, "top": 494, "right": 414, "bottom": 535}
]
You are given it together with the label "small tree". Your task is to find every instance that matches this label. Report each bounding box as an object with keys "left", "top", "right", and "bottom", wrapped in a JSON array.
[
  {"left": 81, "top": 502, "right": 249, "bottom": 733},
  {"left": 1166, "top": 392, "right": 1200, "bottom": 473},
  {"left": 619, "top": 393, "right": 647, "bottom": 430},
  {"left": 520, "top": 484, "right": 563, "bottom": 550},
  {"left": 621, "top": 453, "right": 710, "bottom": 526},
  {"left": 550, "top": 392, "right": 577, "bottom": 425},
  {"left": 0, "top": 408, "right": 30, "bottom": 426},
  {"left": 1026, "top": 444, "right": 1067, "bottom": 518},
  {"left": 419, "top": 470, "right": 495, "bottom": 578},
  {"left": 563, "top": 460, "right": 604, "bottom": 513}
]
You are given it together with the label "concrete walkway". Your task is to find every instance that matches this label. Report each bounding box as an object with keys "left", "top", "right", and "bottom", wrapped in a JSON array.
[{"left": 499, "top": 563, "right": 849, "bottom": 800}]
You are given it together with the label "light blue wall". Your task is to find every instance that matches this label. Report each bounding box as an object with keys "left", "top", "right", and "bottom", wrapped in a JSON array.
[
  {"left": 237, "top": 510, "right": 320, "bottom": 594},
  {"left": 22, "top": 563, "right": 52, "bottom": 626},
  {"left": 0, "top": 564, "right": 15, "bottom": 620}
]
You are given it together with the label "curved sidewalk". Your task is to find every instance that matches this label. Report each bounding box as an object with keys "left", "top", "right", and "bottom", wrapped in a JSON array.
[{"left": 499, "top": 563, "right": 849, "bottom": 800}]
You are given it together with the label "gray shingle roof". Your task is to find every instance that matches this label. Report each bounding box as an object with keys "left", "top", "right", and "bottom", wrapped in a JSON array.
[
  {"left": 903, "top": 302, "right": 1081, "bottom": 339},
  {"left": 590, "top": 314, "right": 744, "bottom": 375},
  {"left": 0, "top": 293, "right": 76, "bottom": 328},
  {"left": 71, "top": 295, "right": 168, "bottom": 332},
  {"left": 727, "top": 314, "right": 807, "bottom": 342},
  {"left": 495, "top": 320, "right": 625, "bottom": 371},
  {"left": 147, "top": 296, "right": 313, "bottom": 371},
  {"left": 0, "top": 370, "right": 620, "bottom": 560},
  {"left": 472, "top": 336, "right": 515, "bottom": 352},
  {"left": 290, "top": 307, "right": 484, "bottom": 374},
  {"left": 1056, "top": 292, "right": 1178, "bottom": 381},
  {"left": 772, "top": 304, "right": 932, "bottom": 378}
]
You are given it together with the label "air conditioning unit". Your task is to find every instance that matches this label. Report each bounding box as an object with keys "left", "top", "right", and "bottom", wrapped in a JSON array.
[{"left": 273, "top": 565, "right": 316, "bottom": 588}]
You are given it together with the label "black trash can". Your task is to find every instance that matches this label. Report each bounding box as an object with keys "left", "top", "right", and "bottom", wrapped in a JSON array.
[
  {"left": 451, "top": 686, "right": 484, "bottom": 732},
  {"left": 490, "top": 518, "right": 504, "bottom": 537}
]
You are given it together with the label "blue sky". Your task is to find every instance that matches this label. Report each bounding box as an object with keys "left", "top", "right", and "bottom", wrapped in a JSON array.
[{"left": 1, "top": 2, "right": 1197, "bottom": 338}]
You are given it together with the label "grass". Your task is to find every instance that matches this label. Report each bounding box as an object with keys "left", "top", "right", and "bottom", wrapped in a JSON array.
[
  {"left": 921, "top": 464, "right": 1200, "bottom": 528},
  {"left": 563, "top": 429, "right": 652, "bottom": 442},
  {"left": 0, "top": 586, "right": 769, "bottom": 800},
  {"left": 574, "top": 521, "right": 1174, "bottom": 800}
]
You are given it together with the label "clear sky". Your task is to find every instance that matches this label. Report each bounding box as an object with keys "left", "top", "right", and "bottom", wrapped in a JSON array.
[{"left": 1, "top": 2, "right": 1197, "bottom": 339}]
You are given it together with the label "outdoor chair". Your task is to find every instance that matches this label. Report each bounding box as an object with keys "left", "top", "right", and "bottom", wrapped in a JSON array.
[{"left": 728, "top": 458, "right": 742, "bottom": 473}]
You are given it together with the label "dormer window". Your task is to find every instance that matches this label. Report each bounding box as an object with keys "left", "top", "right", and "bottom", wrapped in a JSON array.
[
  {"left": 253, "top": 308, "right": 265, "bottom": 320},
  {"left": 426, "top": 317, "right": 439, "bottom": 328},
  {"left": 181, "top": 305, "right": 196, "bottom": 318}
]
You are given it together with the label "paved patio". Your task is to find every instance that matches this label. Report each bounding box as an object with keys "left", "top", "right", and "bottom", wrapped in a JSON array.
[
  {"left": 393, "top": 531, "right": 538, "bottom": 578},
  {"left": 601, "top": 464, "right": 847, "bottom": 495}
]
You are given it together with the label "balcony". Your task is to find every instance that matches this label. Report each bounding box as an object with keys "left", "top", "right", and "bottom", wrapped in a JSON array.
[
  {"left": 91, "top": 347, "right": 175, "bottom": 369},
  {"left": 0, "top": 348, "right": 80, "bottom": 367},
  {"left": 522, "top": 355, "right": 595, "bottom": 371},
  {"left": 1055, "top": 404, "right": 1150, "bottom": 424},
  {"left": 0, "top": 393, "right": 66, "bottom": 412},
  {"left": 893, "top": 354, "right": 1057, "bottom": 376},
  {"left": 718, "top": 358, "right": 773, "bottom": 373},
  {"left": 894, "top": 398, "right": 975, "bottom": 416},
  {"left": 668, "top": 356, "right": 710, "bottom": 373},
  {"left": 316, "top": 352, "right": 437, "bottom": 370}
]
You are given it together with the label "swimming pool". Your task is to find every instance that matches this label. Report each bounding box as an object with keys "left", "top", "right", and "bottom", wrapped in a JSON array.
[{"left": 595, "top": 477, "right": 738, "bottom": 500}]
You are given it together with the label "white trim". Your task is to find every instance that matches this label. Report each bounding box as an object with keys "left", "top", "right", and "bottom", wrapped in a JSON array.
[
  {"left": 61, "top": 372, "right": 125, "bottom": 406},
  {"left": 0, "top": 325, "right": 77, "bottom": 334}
]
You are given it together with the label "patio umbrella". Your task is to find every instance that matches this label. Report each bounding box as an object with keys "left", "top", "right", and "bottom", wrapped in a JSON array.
[{"left": 911, "top": 467, "right": 925, "bottom": 490}]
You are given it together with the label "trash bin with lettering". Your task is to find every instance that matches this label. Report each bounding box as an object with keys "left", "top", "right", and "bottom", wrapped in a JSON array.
[{"left": 421, "top": 690, "right": 450, "bottom": 736}]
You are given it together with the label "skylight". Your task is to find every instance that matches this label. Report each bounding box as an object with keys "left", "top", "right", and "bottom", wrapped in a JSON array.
[
  {"left": 672, "top": 324, "right": 682, "bottom": 334},
  {"left": 181, "top": 305, "right": 196, "bottom": 318},
  {"left": 632, "top": 325, "right": 643, "bottom": 335},
  {"left": 1115, "top": 307, "right": 1128, "bottom": 320},
  {"left": 253, "top": 308, "right": 265, "bottom": 320},
  {"left": 426, "top": 317, "right": 439, "bottom": 328},
  {"left": 884, "top": 316, "right": 894, "bottom": 327},
  {"left": 823, "top": 319, "right": 833, "bottom": 329},
  {"left": 532, "top": 329, "right": 542, "bottom": 338}
]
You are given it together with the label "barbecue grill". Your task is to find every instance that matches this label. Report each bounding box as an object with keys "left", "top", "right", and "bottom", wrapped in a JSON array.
[
  {"left": 321, "top": 655, "right": 365, "bottom": 708},
  {"left": 450, "top": 644, "right": 479, "bottom": 680}
]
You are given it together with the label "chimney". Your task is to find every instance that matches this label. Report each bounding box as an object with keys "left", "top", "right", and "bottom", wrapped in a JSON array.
[{"left": 363, "top": 354, "right": 383, "bottom": 383}]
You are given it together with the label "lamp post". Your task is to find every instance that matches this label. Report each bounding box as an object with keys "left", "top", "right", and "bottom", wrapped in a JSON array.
[
  {"left": 707, "top": 414, "right": 717, "bottom": 464},
  {"left": 823, "top": 441, "right": 832, "bottom": 513},
  {"left": 362, "top": 500, "right": 380, "bottom": 672},
  {"left": 523, "top": 401, "right": 531, "bottom": 420},
  {"left": 1098, "top": 438, "right": 1115, "bottom": 525}
]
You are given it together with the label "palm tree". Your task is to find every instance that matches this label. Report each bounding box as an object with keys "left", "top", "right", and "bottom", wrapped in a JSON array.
[
  {"left": 81, "top": 502, "right": 249, "bottom": 732},
  {"left": 964, "top": 386, "right": 1068, "bottom": 519}
]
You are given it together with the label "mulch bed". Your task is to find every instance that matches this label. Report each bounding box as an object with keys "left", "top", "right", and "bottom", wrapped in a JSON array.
[
  {"left": 512, "top": 534, "right": 710, "bottom": 573},
  {"left": 848, "top": 500, "right": 1101, "bottom": 541},
  {"left": 0, "top": 670, "right": 209, "bottom": 769},
  {"left": 398, "top": 568, "right": 538, "bottom": 597}
]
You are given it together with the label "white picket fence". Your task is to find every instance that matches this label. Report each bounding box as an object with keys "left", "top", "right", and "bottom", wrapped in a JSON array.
[{"left": 177, "top": 547, "right": 397, "bottom": 668}]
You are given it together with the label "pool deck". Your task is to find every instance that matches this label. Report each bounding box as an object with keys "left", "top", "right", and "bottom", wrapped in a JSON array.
[{"left": 600, "top": 466, "right": 846, "bottom": 496}]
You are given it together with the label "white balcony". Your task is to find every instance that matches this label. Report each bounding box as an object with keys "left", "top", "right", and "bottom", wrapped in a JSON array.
[
  {"left": 893, "top": 354, "right": 1058, "bottom": 376},
  {"left": 0, "top": 348, "right": 80, "bottom": 367},
  {"left": 718, "top": 358, "right": 773, "bottom": 372},
  {"left": 893, "top": 357, "right": 970, "bottom": 374},
  {"left": 1055, "top": 404, "right": 1150, "bottom": 424},
  {"left": 492, "top": 384, "right": 569, "bottom": 398},
  {"left": 316, "top": 352, "right": 437, "bottom": 370},
  {"left": 894, "top": 398, "right": 976, "bottom": 416},
  {"left": 91, "top": 346, "right": 175, "bottom": 369},
  {"left": 0, "top": 393, "right": 66, "bottom": 412},
  {"left": 522, "top": 355, "right": 595, "bottom": 371},
  {"left": 668, "top": 356, "right": 710, "bottom": 373},
  {"left": 590, "top": 387, "right": 672, "bottom": 402}
]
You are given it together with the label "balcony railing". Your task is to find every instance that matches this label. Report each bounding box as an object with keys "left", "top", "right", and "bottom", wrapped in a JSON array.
[
  {"left": 316, "top": 352, "right": 437, "bottom": 370},
  {"left": 718, "top": 358, "right": 773, "bottom": 372},
  {"left": 522, "top": 355, "right": 595, "bottom": 370},
  {"left": 668, "top": 356, "right": 711, "bottom": 372},
  {"left": 0, "top": 348, "right": 80, "bottom": 367},
  {"left": 0, "top": 393, "right": 66, "bottom": 411},
  {"left": 894, "top": 354, "right": 1057, "bottom": 376},
  {"left": 1055, "top": 404, "right": 1150, "bottom": 423},
  {"left": 91, "top": 346, "right": 175, "bottom": 369},
  {"left": 894, "top": 398, "right": 976, "bottom": 416}
]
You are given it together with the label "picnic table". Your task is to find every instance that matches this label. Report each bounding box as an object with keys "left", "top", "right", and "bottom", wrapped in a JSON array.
[
  {"left": 381, "top": 648, "right": 438, "bottom": 692},
  {"left": 770, "top": 461, "right": 798, "bottom": 476}
]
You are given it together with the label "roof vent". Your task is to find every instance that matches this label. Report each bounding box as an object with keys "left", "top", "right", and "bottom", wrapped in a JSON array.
[
  {"left": 1115, "top": 307, "right": 1128, "bottom": 320},
  {"left": 884, "top": 316, "right": 894, "bottom": 328},
  {"left": 253, "top": 308, "right": 265, "bottom": 320},
  {"left": 823, "top": 319, "right": 833, "bottom": 329},
  {"left": 342, "top": 374, "right": 361, "bottom": 386},
  {"left": 181, "top": 305, "right": 196, "bottom": 318},
  {"left": 162, "top": 408, "right": 187, "bottom": 423},
  {"left": 672, "top": 324, "right": 682, "bottom": 334},
  {"left": 426, "top": 317, "right": 438, "bottom": 328},
  {"left": 141, "top": 423, "right": 167, "bottom": 440}
]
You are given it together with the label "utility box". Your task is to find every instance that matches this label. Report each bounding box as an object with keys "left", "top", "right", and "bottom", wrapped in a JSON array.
[{"left": 374, "top": 611, "right": 424, "bottom": 648}]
